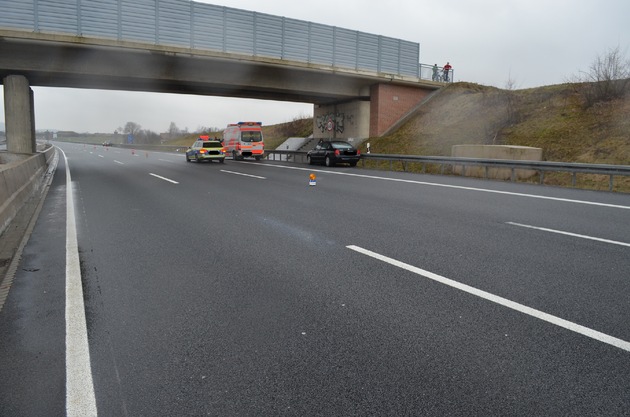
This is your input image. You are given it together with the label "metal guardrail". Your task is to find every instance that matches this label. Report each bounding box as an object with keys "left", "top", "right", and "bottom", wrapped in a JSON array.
[
  {"left": 264, "top": 150, "right": 630, "bottom": 191},
  {"left": 95, "top": 144, "right": 629, "bottom": 191}
]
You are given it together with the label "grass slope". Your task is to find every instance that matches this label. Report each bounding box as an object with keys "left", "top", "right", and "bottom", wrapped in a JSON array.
[
  {"left": 364, "top": 82, "right": 630, "bottom": 191},
  {"left": 367, "top": 82, "right": 630, "bottom": 164}
]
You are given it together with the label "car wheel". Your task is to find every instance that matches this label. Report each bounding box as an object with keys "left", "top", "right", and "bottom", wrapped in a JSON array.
[
  {"left": 308, "top": 155, "right": 314, "bottom": 165},
  {"left": 255, "top": 156, "right": 261, "bottom": 161},
  {"left": 325, "top": 156, "right": 334, "bottom": 167},
  {"left": 186, "top": 154, "right": 191, "bottom": 162},
  {"left": 349, "top": 161, "right": 357, "bottom": 167},
  {"left": 195, "top": 154, "right": 201, "bottom": 163},
  {"left": 220, "top": 158, "right": 225, "bottom": 164}
]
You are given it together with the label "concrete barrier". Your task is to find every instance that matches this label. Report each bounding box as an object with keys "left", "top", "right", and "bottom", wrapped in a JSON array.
[
  {"left": 0, "top": 146, "right": 55, "bottom": 236},
  {"left": 452, "top": 145, "right": 543, "bottom": 180}
]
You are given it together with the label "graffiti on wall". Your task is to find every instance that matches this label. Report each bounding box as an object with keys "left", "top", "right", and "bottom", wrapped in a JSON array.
[{"left": 316, "top": 112, "right": 348, "bottom": 134}]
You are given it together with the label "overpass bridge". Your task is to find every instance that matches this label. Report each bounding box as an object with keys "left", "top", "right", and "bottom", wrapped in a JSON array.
[{"left": 0, "top": 0, "right": 446, "bottom": 153}]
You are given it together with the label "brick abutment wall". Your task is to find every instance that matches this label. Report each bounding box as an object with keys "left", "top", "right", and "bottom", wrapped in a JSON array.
[{"left": 370, "top": 84, "right": 432, "bottom": 137}]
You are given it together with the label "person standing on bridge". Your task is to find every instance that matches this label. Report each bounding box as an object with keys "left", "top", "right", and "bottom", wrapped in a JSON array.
[
  {"left": 432, "top": 64, "right": 439, "bottom": 81},
  {"left": 443, "top": 62, "right": 452, "bottom": 82}
]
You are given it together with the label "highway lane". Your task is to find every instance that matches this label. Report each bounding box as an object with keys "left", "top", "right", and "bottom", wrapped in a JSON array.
[{"left": 2, "top": 141, "right": 629, "bottom": 416}]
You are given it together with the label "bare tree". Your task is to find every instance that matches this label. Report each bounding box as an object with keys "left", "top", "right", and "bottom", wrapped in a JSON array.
[
  {"left": 503, "top": 73, "right": 521, "bottom": 125},
  {"left": 575, "top": 46, "right": 630, "bottom": 106},
  {"left": 139, "top": 129, "right": 161, "bottom": 144},
  {"left": 168, "top": 122, "right": 180, "bottom": 139},
  {"left": 481, "top": 75, "right": 522, "bottom": 145},
  {"left": 123, "top": 121, "right": 142, "bottom": 136}
]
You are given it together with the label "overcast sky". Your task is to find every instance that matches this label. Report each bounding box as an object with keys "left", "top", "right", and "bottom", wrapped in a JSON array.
[{"left": 1, "top": 0, "right": 629, "bottom": 133}]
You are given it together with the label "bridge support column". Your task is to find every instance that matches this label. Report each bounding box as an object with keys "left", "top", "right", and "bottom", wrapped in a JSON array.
[
  {"left": 3, "top": 75, "right": 36, "bottom": 154},
  {"left": 313, "top": 100, "right": 370, "bottom": 144}
]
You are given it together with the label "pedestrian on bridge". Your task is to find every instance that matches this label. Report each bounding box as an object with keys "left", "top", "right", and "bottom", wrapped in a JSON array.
[{"left": 443, "top": 62, "right": 452, "bottom": 82}]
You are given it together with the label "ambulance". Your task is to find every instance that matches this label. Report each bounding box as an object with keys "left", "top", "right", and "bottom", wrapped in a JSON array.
[{"left": 222, "top": 121, "right": 264, "bottom": 160}]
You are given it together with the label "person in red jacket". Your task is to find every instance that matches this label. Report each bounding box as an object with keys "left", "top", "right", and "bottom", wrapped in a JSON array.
[{"left": 443, "top": 62, "right": 452, "bottom": 82}]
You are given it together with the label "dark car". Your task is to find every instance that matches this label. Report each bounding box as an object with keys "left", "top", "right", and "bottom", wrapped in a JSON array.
[{"left": 307, "top": 140, "right": 361, "bottom": 167}]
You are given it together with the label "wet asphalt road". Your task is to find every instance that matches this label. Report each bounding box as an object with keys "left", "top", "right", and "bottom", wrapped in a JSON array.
[{"left": 1, "top": 142, "right": 630, "bottom": 416}]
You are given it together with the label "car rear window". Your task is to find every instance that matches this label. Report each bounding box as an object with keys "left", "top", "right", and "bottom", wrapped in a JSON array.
[
  {"left": 331, "top": 142, "right": 353, "bottom": 149},
  {"left": 202, "top": 141, "right": 222, "bottom": 148}
]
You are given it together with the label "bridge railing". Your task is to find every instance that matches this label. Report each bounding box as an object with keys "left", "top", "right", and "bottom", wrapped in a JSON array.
[
  {"left": 263, "top": 150, "right": 630, "bottom": 191},
  {"left": 420, "top": 64, "right": 455, "bottom": 83},
  {"left": 1, "top": 0, "right": 430, "bottom": 80}
]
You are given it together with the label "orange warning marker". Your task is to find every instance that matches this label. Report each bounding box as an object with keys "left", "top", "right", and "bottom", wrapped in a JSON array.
[{"left": 309, "top": 173, "right": 316, "bottom": 186}]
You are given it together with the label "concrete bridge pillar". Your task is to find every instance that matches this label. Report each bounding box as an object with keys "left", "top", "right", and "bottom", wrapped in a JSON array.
[
  {"left": 313, "top": 100, "right": 371, "bottom": 144},
  {"left": 3, "top": 75, "right": 36, "bottom": 154}
]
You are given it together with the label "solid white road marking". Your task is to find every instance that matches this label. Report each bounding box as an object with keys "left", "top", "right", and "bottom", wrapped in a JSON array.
[
  {"left": 220, "top": 170, "right": 266, "bottom": 179},
  {"left": 149, "top": 173, "right": 179, "bottom": 184},
  {"left": 114, "top": 160, "right": 124, "bottom": 165},
  {"left": 249, "top": 162, "right": 630, "bottom": 210},
  {"left": 346, "top": 245, "right": 630, "bottom": 353},
  {"left": 60, "top": 148, "right": 98, "bottom": 416},
  {"left": 507, "top": 222, "right": 630, "bottom": 248}
]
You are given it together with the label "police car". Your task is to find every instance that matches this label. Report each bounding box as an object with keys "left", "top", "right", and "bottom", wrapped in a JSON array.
[{"left": 185, "top": 136, "right": 226, "bottom": 163}]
